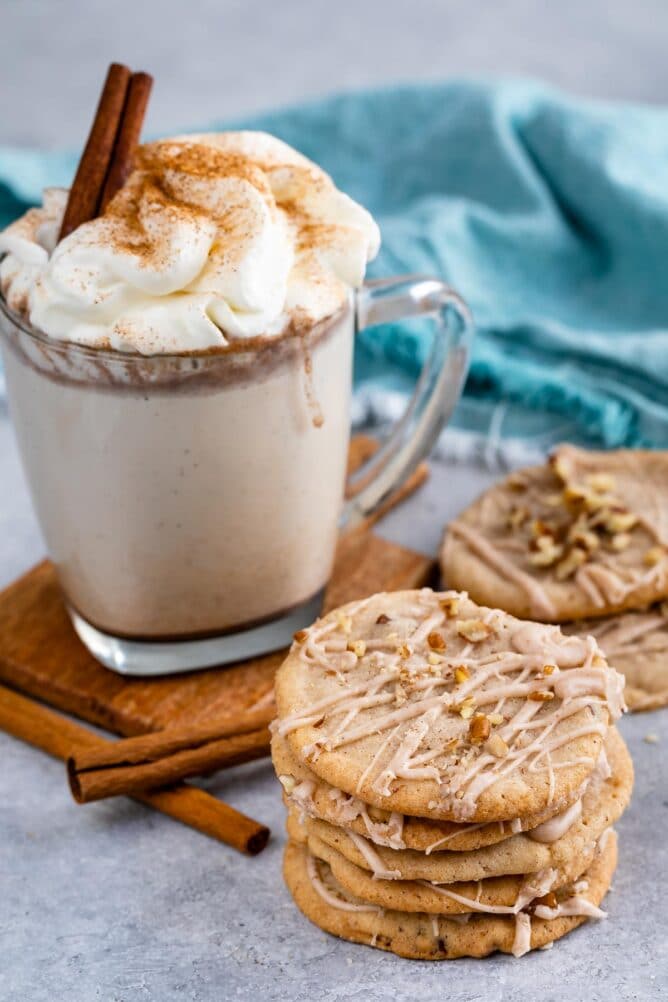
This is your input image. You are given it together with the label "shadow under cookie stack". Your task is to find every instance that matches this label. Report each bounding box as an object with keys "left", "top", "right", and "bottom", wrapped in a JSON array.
[{"left": 271, "top": 588, "right": 632, "bottom": 960}]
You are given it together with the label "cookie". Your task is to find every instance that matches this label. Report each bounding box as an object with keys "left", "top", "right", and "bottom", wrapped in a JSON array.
[
  {"left": 274, "top": 589, "right": 624, "bottom": 823},
  {"left": 298, "top": 727, "right": 631, "bottom": 884},
  {"left": 564, "top": 605, "right": 668, "bottom": 711},
  {"left": 283, "top": 831, "right": 617, "bottom": 959},
  {"left": 441, "top": 445, "right": 668, "bottom": 622},
  {"left": 305, "top": 829, "right": 599, "bottom": 915},
  {"left": 272, "top": 731, "right": 585, "bottom": 853}
]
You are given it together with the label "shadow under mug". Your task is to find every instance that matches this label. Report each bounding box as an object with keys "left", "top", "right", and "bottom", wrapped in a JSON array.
[{"left": 0, "top": 275, "right": 473, "bottom": 675}]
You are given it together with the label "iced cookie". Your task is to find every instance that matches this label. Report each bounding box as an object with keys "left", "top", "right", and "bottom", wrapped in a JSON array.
[
  {"left": 297, "top": 727, "right": 631, "bottom": 884},
  {"left": 272, "top": 730, "right": 586, "bottom": 853},
  {"left": 274, "top": 589, "right": 624, "bottom": 823},
  {"left": 283, "top": 831, "right": 617, "bottom": 959},
  {"left": 305, "top": 829, "right": 601, "bottom": 915},
  {"left": 441, "top": 445, "right": 668, "bottom": 622}
]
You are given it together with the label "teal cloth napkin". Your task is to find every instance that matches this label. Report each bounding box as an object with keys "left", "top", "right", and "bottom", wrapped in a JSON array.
[{"left": 2, "top": 79, "right": 668, "bottom": 449}]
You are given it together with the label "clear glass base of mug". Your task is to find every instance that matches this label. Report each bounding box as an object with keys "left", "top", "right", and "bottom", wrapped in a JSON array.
[{"left": 68, "top": 590, "right": 326, "bottom": 677}]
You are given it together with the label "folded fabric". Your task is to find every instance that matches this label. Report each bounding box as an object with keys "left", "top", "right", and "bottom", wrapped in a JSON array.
[{"left": 2, "top": 79, "right": 668, "bottom": 451}]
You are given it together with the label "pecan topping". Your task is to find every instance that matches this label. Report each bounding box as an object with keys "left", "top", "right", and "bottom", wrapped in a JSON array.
[
  {"left": 456, "top": 619, "right": 491, "bottom": 642},
  {"left": 427, "top": 631, "right": 447, "bottom": 652},
  {"left": 439, "top": 596, "right": 460, "bottom": 617},
  {"left": 454, "top": 665, "right": 470, "bottom": 685},
  {"left": 486, "top": 732, "right": 509, "bottom": 757},
  {"left": 468, "top": 713, "right": 491, "bottom": 744}
]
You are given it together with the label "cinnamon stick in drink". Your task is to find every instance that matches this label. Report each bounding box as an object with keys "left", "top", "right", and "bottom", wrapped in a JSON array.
[
  {"left": 58, "top": 62, "right": 131, "bottom": 241},
  {"left": 99, "top": 71, "right": 153, "bottom": 211},
  {"left": 0, "top": 684, "right": 269, "bottom": 855}
]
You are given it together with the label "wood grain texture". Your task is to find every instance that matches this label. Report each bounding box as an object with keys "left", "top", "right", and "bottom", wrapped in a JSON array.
[{"left": 0, "top": 437, "right": 435, "bottom": 738}]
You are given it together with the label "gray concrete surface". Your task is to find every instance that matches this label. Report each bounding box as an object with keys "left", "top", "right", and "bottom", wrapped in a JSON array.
[
  {"left": 1, "top": 412, "right": 667, "bottom": 1002},
  {"left": 2, "top": 2, "right": 668, "bottom": 999}
]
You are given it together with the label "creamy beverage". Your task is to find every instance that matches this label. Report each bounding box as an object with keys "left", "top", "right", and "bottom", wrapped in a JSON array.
[
  {"left": 0, "top": 133, "right": 376, "bottom": 639},
  {"left": 0, "top": 128, "right": 473, "bottom": 672},
  {"left": 2, "top": 308, "right": 353, "bottom": 637}
]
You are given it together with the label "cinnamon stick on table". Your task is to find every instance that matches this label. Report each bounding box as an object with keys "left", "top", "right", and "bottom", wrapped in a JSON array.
[
  {"left": 0, "top": 684, "right": 269, "bottom": 855},
  {"left": 67, "top": 708, "right": 273, "bottom": 804}
]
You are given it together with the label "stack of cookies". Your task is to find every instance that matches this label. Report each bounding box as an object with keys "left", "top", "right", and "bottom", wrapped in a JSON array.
[
  {"left": 272, "top": 589, "right": 631, "bottom": 959},
  {"left": 442, "top": 444, "right": 668, "bottom": 710}
]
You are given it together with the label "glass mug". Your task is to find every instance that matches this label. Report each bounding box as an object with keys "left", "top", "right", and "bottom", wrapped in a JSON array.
[{"left": 0, "top": 276, "right": 473, "bottom": 675}]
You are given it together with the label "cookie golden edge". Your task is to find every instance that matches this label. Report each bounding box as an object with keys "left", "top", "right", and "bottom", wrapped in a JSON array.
[{"left": 283, "top": 833, "right": 618, "bottom": 960}]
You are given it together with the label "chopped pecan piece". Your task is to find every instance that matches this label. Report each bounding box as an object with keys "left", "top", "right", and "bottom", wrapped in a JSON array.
[
  {"left": 337, "top": 613, "right": 352, "bottom": 634},
  {"left": 585, "top": 472, "right": 615, "bottom": 493},
  {"left": 644, "top": 546, "right": 665, "bottom": 567},
  {"left": 468, "top": 714, "right": 491, "bottom": 744},
  {"left": 458, "top": 698, "right": 476, "bottom": 720},
  {"left": 555, "top": 545, "right": 587, "bottom": 580},
  {"left": 440, "top": 596, "right": 460, "bottom": 617},
  {"left": 456, "top": 619, "right": 491, "bottom": 643},
  {"left": 427, "top": 631, "right": 447, "bottom": 652},
  {"left": 604, "top": 508, "right": 638, "bottom": 534},
  {"left": 485, "top": 733, "right": 509, "bottom": 757}
]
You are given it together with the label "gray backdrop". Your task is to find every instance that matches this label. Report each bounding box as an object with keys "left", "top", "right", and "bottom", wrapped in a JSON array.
[{"left": 3, "top": 0, "right": 668, "bottom": 148}]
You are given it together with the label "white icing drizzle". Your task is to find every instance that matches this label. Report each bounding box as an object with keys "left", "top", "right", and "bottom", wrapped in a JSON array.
[
  {"left": 574, "top": 608, "right": 668, "bottom": 659},
  {"left": 326, "top": 788, "right": 406, "bottom": 850},
  {"left": 284, "top": 779, "right": 316, "bottom": 823},
  {"left": 448, "top": 522, "right": 557, "bottom": 619},
  {"left": 576, "top": 560, "right": 667, "bottom": 609},
  {"left": 532, "top": 897, "right": 606, "bottom": 921},
  {"left": 431, "top": 915, "right": 439, "bottom": 938},
  {"left": 420, "top": 868, "right": 558, "bottom": 917},
  {"left": 347, "top": 831, "right": 402, "bottom": 880},
  {"left": 279, "top": 592, "right": 624, "bottom": 821},
  {"left": 529, "top": 798, "right": 583, "bottom": 844},
  {"left": 424, "top": 821, "right": 490, "bottom": 855},
  {"left": 597, "top": 827, "right": 614, "bottom": 854},
  {"left": 512, "top": 912, "right": 533, "bottom": 957},
  {"left": 306, "top": 852, "right": 382, "bottom": 914}
]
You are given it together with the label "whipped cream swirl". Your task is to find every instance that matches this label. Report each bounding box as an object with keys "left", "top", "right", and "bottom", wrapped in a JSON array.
[{"left": 0, "top": 132, "right": 380, "bottom": 353}]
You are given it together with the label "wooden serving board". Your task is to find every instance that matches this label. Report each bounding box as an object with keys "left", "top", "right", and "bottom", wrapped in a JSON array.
[{"left": 0, "top": 438, "right": 436, "bottom": 738}]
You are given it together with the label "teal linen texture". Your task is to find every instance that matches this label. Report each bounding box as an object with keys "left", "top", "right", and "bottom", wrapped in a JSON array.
[{"left": 2, "top": 79, "right": 668, "bottom": 450}]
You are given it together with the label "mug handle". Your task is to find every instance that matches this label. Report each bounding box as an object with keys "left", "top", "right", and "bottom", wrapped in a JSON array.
[{"left": 343, "top": 275, "right": 474, "bottom": 526}]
